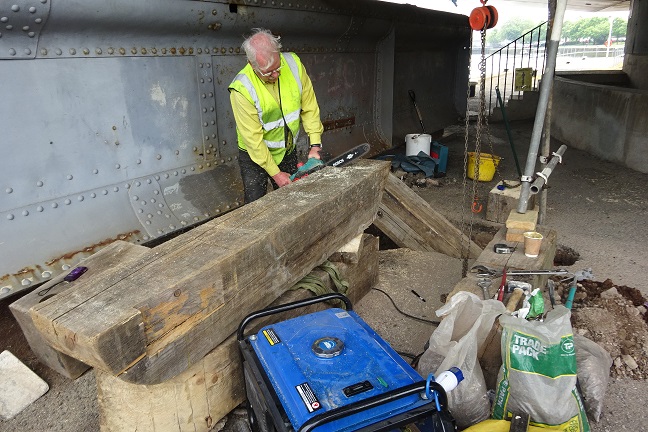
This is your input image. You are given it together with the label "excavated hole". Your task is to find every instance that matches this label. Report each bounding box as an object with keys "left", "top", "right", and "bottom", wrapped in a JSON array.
[{"left": 553, "top": 244, "right": 580, "bottom": 266}]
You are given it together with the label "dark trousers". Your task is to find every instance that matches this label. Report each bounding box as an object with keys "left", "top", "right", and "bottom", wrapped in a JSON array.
[{"left": 238, "top": 149, "right": 298, "bottom": 204}]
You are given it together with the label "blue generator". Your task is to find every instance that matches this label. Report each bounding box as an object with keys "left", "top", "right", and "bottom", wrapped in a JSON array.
[{"left": 237, "top": 293, "right": 456, "bottom": 432}]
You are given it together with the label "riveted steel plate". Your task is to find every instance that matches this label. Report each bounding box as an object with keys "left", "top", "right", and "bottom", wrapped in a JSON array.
[{"left": 0, "top": 0, "right": 50, "bottom": 59}]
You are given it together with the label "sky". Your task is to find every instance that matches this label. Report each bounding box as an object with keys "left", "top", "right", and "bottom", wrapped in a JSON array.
[{"left": 378, "top": 0, "right": 629, "bottom": 25}]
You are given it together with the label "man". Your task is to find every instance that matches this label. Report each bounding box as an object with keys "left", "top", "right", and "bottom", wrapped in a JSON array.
[{"left": 229, "top": 28, "right": 324, "bottom": 203}]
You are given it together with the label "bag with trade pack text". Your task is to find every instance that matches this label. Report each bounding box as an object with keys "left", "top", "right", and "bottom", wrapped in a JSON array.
[{"left": 492, "top": 306, "right": 590, "bottom": 431}]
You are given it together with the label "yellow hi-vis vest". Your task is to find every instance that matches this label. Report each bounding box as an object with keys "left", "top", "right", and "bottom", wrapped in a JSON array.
[{"left": 228, "top": 52, "right": 303, "bottom": 164}]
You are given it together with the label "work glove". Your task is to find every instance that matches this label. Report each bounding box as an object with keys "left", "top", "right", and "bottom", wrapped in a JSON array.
[{"left": 289, "top": 157, "right": 324, "bottom": 181}]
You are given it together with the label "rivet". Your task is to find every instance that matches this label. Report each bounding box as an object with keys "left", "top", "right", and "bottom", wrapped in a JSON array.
[
  {"left": 141, "top": 48, "right": 147, "bottom": 55},
  {"left": 90, "top": 193, "right": 96, "bottom": 198},
  {"left": 143, "top": 235, "right": 149, "bottom": 240},
  {"left": 137, "top": 159, "right": 141, "bottom": 164},
  {"left": 119, "top": 47, "right": 125, "bottom": 55},
  {"left": 41, "top": 271, "right": 51, "bottom": 278},
  {"left": 169, "top": 224, "right": 175, "bottom": 229},
  {"left": 115, "top": 141, "right": 119, "bottom": 145},
  {"left": 37, "top": 206, "right": 44, "bottom": 212},
  {"left": 67, "top": 174, "right": 73, "bottom": 180},
  {"left": 131, "top": 47, "right": 137, "bottom": 54},
  {"left": 21, "top": 279, "right": 32, "bottom": 286},
  {"left": 199, "top": 63, "right": 204, "bottom": 68},
  {"left": 193, "top": 146, "right": 198, "bottom": 151},
  {"left": 162, "top": 48, "right": 167, "bottom": 54},
  {"left": 157, "top": 210, "right": 162, "bottom": 215},
  {"left": 9, "top": 48, "right": 16, "bottom": 56},
  {"left": 154, "top": 175, "right": 160, "bottom": 180},
  {"left": 153, "top": 190, "right": 158, "bottom": 195},
  {"left": 151, "top": 198, "right": 156, "bottom": 203},
  {"left": 170, "top": 47, "right": 176, "bottom": 54},
  {"left": 55, "top": 48, "right": 62, "bottom": 55},
  {"left": 108, "top": 47, "right": 114, "bottom": 54},
  {"left": 40, "top": 48, "right": 46, "bottom": 55},
  {"left": 205, "top": 48, "right": 210, "bottom": 54},
  {"left": 206, "top": 149, "right": 211, "bottom": 154},
  {"left": 83, "top": 48, "right": 89, "bottom": 55},
  {"left": 64, "top": 199, "right": 71, "bottom": 205},
  {"left": 191, "top": 167, "right": 195, "bottom": 171},
  {"left": 62, "top": 264, "right": 70, "bottom": 271},
  {"left": 158, "top": 203, "right": 164, "bottom": 208},
  {"left": 95, "top": 48, "right": 102, "bottom": 55},
  {"left": 227, "top": 157, "right": 232, "bottom": 161},
  {"left": 11, "top": 5, "right": 20, "bottom": 12},
  {"left": 181, "top": 221, "right": 187, "bottom": 225},
  {"left": 78, "top": 195, "right": 84, "bottom": 201},
  {"left": 69, "top": 48, "right": 76, "bottom": 55},
  {"left": 114, "top": 187, "right": 119, "bottom": 192},
  {"left": 152, "top": 47, "right": 157, "bottom": 54},
  {"left": 222, "top": 140, "right": 226, "bottom": 145},
  {"left": 226, "top": 205, "right": 231, "bottom": 209},
  {"left": 221, "top": 159, "right": 225, "bottom": 163},
  {"left": 132, "top": 195, "right": 139, "bottom": 201},
  {"left": 202, "top": 107, "right": 207, "bottom": 113},
  {"left": 40, "top": 0, "right": 47, "bottom": 4},
  {"left": 36, "top": 181, "right": 43, "bottom": 187},
  {"left": 173, "top": 289, "right": 181, "bottom": 297},
  {"left": 7, "top": 214, "right": 14, "bottom": 220},
  {"left": 93, "top": 169, "right": 98, "bottom": 174},
  {"left": 0, "top": 17, "right": 7, "bottom": 22},
  {"left": 35, "top": 18, "right": 42, "bottom": 24},
  {"left": 199, "top": 164, "right": 203, "bottom": 169},
  {"left": 181, "top": 169, "right": 186, "bottom": 174},
  {"left": 138, "top": 209, "right": 144, "bottom": 213},
  {"left": 135, "top": 181, "right": 141, "bottom": 187},
  {"left": 6, "top": 187, "right": 13, "bottom": 194},
  {"left": 175, "top": 150, "right": 179, "bottom": 155},
  {"left": 203, "top": 122, "right": 208, "bottom": 127},
  {"left": 51, "top": 202, "right": 58, "bottom": 208},
  {"left": 156, "top": 154, "right": 162, "bottom": 160},
  {"left": 173, "top": 171, "right": 178, "bottom": 176},
  {"left": 194, "top": 216, "right": 199, "bottom": 221},
  {"left": 102, "top": 190, "right": 108, "bottom": 195},
  {"left": 145, "top": 220, "right": 151, "bottom": 225},
  {"left": 221, "top": 47, "right": 226, "bottom": 53},
  {"left": 23, "top": 25, "right": 30, "bottom": 31},
  {"left": 207, "top": 77, "right": 212, "bottom": 82},
  {"left": 164, "top": 173, "right": 169, "bottom": 179},
  {"left": 147, "top": 179, "right": 152, "bottom": 184},
  {"left": 207, "top": 162, "right": 211, "bottom": 167},
  {"left": 140, "top": 201, "right": 146, "bottom": 205},
  {"left": 115, "top": 164, "right": 120, "bottom": 169},
  {"left": 205, "top": 136, "right": 209, "bottom": 140},
  {"left": 202, "top": 93, "right": 206, "bottom": 98},
  {"left": 5, "top": 24, "right": 10, "bottom": 30},
  {"left": 24, "top": 48, "right": 31, "bottom": 55}
]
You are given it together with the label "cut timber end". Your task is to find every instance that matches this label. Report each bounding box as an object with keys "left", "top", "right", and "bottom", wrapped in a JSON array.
[
  {"left": 505, "top": 206, "right": 539, "bottom": 242},
  {"left": 31, "top": 160, "right": 390, "bottom": 383},
  {"left": 374, "top": 174, "right": 482, "bottom": 259}
]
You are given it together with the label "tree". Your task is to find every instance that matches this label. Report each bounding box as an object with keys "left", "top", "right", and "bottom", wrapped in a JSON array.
[{"left": 487, "top": 18, "right": 542, "bottom": 46}]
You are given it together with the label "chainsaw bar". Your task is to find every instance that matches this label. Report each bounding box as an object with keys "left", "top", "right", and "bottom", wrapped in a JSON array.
[{"left": 293, "top": 143, "right": 370, "bottom": 180}]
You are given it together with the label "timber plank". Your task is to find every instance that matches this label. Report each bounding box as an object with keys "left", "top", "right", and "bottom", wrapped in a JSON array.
[
  {"left": 31, "top": 160, "right": 390, "bottom": 383},
  {"left": 374, "top": 174, "right": 482, "bottom": 259},
  {"left": 96, "top": 234, "right": 379, "bottom": 432}
]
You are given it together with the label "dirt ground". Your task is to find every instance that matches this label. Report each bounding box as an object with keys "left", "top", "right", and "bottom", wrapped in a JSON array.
[{"left": 1, "top": 119, "right": 647, "bottom": 431}]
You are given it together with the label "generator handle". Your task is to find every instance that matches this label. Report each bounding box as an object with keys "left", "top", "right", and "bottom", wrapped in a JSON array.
[
  {"left": 298, "top": 381, "right": 447, "bottom": 432},
  {"left": 236, "top": 293, "right": 353, "bottom": 341}
]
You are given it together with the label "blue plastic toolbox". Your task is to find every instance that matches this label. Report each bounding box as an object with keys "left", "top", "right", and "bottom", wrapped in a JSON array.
[{"left": 237, "top": 294, "right": 455, "bottom": 432}]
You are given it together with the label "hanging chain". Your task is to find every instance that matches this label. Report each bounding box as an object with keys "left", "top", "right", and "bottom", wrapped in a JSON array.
[{"left": 460, "top": 25, "right": 488, "bottom": 278}]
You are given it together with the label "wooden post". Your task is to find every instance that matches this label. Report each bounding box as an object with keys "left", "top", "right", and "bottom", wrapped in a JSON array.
[{"left": 30, "top": 161, "right": 390, "bottom": 384}]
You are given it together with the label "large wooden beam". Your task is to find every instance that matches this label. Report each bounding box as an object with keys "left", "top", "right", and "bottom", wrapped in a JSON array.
[
  {"left": 30, "top": 160, "right": 390, "bottom": 384},
  {"left": 96, "top": 234, "right": 379, "bottom": 432},
  {"left": 374, "top": 174, "right": 482, "bottom": 259}
]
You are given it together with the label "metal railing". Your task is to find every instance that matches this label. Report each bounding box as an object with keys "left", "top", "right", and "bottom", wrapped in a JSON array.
[{"left": 483, "top": 21, "right": 548, "bottom": 114}]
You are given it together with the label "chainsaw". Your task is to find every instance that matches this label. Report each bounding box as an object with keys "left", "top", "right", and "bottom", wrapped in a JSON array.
[{"left": 290, "top": 143, "right": 370, "bottom": 181}]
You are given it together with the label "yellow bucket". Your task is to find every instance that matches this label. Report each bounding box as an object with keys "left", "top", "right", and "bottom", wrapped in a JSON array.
[{"left": 467, "top": 152, "right": 501, "bottom": 182}]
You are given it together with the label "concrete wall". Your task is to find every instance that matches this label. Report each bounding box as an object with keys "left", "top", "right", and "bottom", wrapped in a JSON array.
[
  {"left": 551, "top": 76, "right": 648, "bottom": 174},
  {"left": 624, "top": 54, "right": 648, "bottom": 90}
]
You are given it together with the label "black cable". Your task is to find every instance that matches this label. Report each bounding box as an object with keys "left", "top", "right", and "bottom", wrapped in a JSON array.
[{"left": 372, "top": 288, "right": 441, "bottom": 326}]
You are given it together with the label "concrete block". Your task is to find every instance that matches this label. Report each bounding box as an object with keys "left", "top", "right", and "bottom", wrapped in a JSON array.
[
  {"left": 486, "top": 182, "right": 535, "bottom": 224},
  {"left": 0, "top": 350, "right": 49, "bottom": 420},
  {"left": 505, "top": 207, "right": 539, "bottom": 232}
]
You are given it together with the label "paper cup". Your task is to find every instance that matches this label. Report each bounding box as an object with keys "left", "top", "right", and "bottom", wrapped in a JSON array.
[{"left": 523, "top": 231, "right": 543, "bottom": 258}]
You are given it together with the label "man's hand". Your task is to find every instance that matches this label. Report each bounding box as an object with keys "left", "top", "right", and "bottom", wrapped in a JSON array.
[
  {"left": 308, "top": 146, "right": 322, "bottom": 160},
  {"left": 272, "top": 171, "right": 292, "bottom": 187}
]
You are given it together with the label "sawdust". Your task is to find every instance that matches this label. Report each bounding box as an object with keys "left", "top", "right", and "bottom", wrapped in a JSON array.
[{"left": 553, "top": 278, "right": 648, "bottom": 380}]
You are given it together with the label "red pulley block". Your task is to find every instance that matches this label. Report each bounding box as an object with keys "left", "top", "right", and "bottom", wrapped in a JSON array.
[{"left": 469, "top": 3, "right": 498, "bottom": 31}]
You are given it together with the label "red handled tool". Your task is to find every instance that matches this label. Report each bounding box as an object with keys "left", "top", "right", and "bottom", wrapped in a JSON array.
[{"left": 496, "top": 266, "right": 507, "bottom": 302}]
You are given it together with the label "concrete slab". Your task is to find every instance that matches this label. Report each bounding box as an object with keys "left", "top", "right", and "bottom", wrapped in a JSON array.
[
  {"left": 355, "top": 248, "right": 463, "bottom": 357},
  {"left": 0, "top": 350, "right": 49, "bottom": 420}
]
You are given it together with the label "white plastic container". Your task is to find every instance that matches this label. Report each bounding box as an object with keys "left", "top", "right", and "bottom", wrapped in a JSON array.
[
  {"left": 405, "top": 133, "right": 431, "bottom": 156},
  {"left": 436, "top": 367, "right": 464, "bottom": 392}
]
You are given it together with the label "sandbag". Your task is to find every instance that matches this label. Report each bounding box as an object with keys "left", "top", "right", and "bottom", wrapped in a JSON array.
[
  {"left": 492, "top": 306, "right": 590, "bottom": 431},
  {"left": 574, "top": 334, "right": 612, "bottom": 422},
  {"left": 417, "top": 292, "right": 506, "bottom": 429}
]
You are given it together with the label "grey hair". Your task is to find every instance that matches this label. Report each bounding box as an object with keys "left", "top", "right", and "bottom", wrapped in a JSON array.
[{"left": 242, "top": 28, "right": 282, "bottom": 70}]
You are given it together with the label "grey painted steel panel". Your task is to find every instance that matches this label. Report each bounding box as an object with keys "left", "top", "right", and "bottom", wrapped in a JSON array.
[{"left": 0, "top": 0, "right": 470, "bottom": 298}]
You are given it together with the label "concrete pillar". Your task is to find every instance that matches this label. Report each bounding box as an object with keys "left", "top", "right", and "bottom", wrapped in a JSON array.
[{"left": 624, "top": 0, "right": 648, "bottom": 89}]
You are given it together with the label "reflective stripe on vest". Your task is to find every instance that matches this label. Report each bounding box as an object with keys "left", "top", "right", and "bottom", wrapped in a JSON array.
[{"left": 229, "top": 53, "right": 303, "bottom": 150}]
